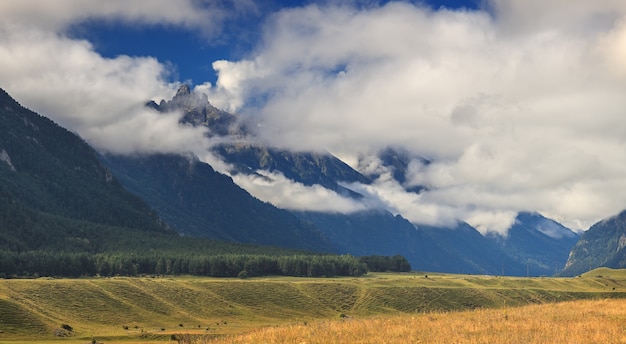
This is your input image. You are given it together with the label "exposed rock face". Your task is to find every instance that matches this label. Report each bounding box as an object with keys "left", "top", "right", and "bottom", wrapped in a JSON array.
[{"left": 150, "top": 85, "right": 241, "bottom": 136}]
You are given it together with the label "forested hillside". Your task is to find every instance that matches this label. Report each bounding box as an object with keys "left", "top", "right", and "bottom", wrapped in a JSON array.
[
  {"left": 101, "top": 153, "right": 334, "bottom": 252},
  {"left": 0, "top": 88, "right": 367, "bottom": 278},
  {"left": 0, "top": 88, "right": 170, "bottom": 249},
  {"left": 562, "top": 210, "right": 626, "bottom": 276}
]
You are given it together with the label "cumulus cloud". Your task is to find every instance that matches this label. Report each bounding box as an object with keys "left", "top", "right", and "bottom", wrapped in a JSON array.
[
  {"left": 0, "top": 1, "right": 231, "bottom": 155},
  {"left": 0, "top": 25, "right": 210, "bottom": 155},
  {"left": 231, "top": 170, "right": 369, "bottom": 213},
  {"left": 4, "top": 0, "right": 626, "bottom": 233},
  {"left": 202, "top": 0, "right": 626, "bottom": 231},
  {"left": 0, "top": 0, "right": 247, "bottom": 35}
]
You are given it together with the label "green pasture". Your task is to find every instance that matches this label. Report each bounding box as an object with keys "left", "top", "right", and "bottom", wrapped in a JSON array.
[{"left": 1, "top": 269, "right": 626, "bottom": 343}]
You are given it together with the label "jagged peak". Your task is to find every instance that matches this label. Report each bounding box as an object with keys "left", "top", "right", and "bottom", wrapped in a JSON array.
[
  {"left": 171, "top": 84, "right": 210, "bottom": 107},
  {"left": 175, "top": 84, "right": 191, "bottom": 97}
]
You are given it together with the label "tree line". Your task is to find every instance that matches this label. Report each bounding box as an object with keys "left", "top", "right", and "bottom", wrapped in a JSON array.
[
  {"left": 0, "top": 251, "right": 414, "bottom": 279},
  {"left": 0, "top": 251, "right": 375, "bottom": 278},
  {"left": 358, "top": 255, "right": 412, "bottom": 273}
]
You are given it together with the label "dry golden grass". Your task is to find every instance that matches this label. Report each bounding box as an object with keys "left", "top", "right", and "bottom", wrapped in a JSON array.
[
  {"left": 201, "top": 298, "right": 626, "bottom": 344},
  {"left": 3, "top": 272, "right": 626, "bottom": 342}
]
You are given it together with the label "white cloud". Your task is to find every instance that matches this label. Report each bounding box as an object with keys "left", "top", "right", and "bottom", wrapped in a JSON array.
[
  {"left": 231, "top": 169, "right": 369, "bottom": 213},
  {"left": 0, "top": 1, "right": 230, "bottom": 155},
  {"left": 0, "top": 0, "right": 238, "bottom": 35},
  {"left": 346, "top": 173, "right": 460, "bottom": 227},
  {"left": 463, "top": 209, "right": 518, "bottom": 236},
  {"left": 4, "top": 0, "right": 626, "bottom": 233},
  {"left": 202, "top": 1, "right": 626, "bottom": 231},
  {"left": 0, "top": 26, "right": 211, "bottom": 155}
]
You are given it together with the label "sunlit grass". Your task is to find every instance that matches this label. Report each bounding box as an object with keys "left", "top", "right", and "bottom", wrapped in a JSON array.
[
  {"left": 1, "top": 270, "right": 626, "bottom": 343},
  {"left": 202, "top": 298, "right": 626, "bottom": 344}
]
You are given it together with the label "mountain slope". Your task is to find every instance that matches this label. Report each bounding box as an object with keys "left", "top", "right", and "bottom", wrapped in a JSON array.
[
  {"left": 144, "top": 85, "right": 580, "bottom": 276},
  {"left": 420, "top": 222, "right": 527, "bottom": 275},
  {"left": 150, "top": 86, "right": 371, "bottom": 196},
  {"left": 0, "top": 88, "right": 369, "bottom": 278},
  {"left": 101, "top": 153, "right": 334, "bottom": 252},
  {"left": 488, "top": 212, "right": 579, "bottom": 276},
  {"left": 296, "top": 210, "right": 454, "bottom": 271},
  {"left": 214, "top": 144, "right": 370, "bottom": 197},
  {"left": 367, "top": 147, "right": 429, "bottom": 193},
  {"left": 561, "top": 210, "right": 626, "bottom": 276},
  {"left": 0, "top": 88, "right": 172, "bottom": 253},
  {"left": 296, "top": 210, "right": 531, "bottom": 275}
]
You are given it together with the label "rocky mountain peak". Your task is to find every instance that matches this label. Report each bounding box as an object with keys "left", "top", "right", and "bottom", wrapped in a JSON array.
[
  {"left": 175, "top": 84, "right": 191, "bottom": 97},
  {"left": 148, "top": 85, "right": 241, "bottom": 137}
]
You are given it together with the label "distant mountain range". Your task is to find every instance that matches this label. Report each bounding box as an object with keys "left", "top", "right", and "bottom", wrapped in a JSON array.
[
  {"left": 3, "top": 86, "right": 608, "bottom": 277},
  {"left": 119, "top": 85, "right": 581, "bottom": 276},
  {"left": 0, "top": 87, "right": 362, "bottom": 279}
]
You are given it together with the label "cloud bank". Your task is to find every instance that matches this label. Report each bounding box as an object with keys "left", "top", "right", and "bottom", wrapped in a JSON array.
[
  {"left": 3, "top": 0, "right": 626, "bottom": 233},
  {"left": 203, "top": 1, "right": 626, "bottom": 231}
]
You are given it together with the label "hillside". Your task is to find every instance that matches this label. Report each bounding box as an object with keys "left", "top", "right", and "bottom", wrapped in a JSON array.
[
  {"left": 101, "top": 153, "right": 334, "bottom": 252},
  {"left": 562, "top": 210, "right": 626, "bottom": 276},
  {"left": 0, "top": 88, "right": 366, "bottom": 279},
  {"left": 296, "top": 210, "right": 476, "bottom": 273},
  {"left": 143, "top": 85, "right": 581, "bottom": 276},
  {"left": 151, "top": 85, "right": 372, "bottom": 195},
  {"left": 1, "top": 271, "right": 625, "bottom": 342},
  {"left": 488, "top": 212, "right": 579, "bottom": 276},
  {"left": 0, "top": 88, "right": 171, "bottom": 253}
]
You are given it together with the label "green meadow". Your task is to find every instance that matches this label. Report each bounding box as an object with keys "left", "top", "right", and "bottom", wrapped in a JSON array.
[{"left": 1, "top": 268, "right": 626, "bottom": 343}]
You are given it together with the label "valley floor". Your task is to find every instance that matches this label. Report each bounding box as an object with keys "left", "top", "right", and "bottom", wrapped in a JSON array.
[{"left": 1, "top": 268, "right": 626, "bottom": 343}]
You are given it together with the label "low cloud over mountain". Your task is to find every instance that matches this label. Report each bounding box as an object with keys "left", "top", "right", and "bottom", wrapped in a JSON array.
[{"left": 2, "top": 1, "right": 626, "bottom": 233}]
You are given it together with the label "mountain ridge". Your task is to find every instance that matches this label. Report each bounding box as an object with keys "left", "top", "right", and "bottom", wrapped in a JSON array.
[
  {"left": 101, "top": 152, "right": 335, "bottom": 252},
  {"left": 561, "top": 209, "right": 626, "bottom": 276},
  {"left": 139, "top": 85, "right": 580, "bottom": 276}
]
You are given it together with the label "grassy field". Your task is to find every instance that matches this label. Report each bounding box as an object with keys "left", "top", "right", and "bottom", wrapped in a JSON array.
[
  {"left": 1, "top": 268, "right": 626, "bottom": 343},
  {"left": 204, "top": 298, "right": 626, "bottom": 344}
]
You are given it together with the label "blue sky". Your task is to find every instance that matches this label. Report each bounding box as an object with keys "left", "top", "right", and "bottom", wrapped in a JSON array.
[
  {"left": 1, "top": 0, "right": 626, "bottom": 233},
  {"left": 67, "top": 0, "right": 481, "bottom": 85}
]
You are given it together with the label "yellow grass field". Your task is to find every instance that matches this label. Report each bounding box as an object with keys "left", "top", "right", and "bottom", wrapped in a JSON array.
[
  {"left": 203, "top": 298, "right": 626, "bottom": 344},
  {"left": 1, "top": 268, "right": 626, "bottom": 343}
]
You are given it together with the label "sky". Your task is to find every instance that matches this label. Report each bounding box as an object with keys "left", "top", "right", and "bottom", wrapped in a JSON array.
[{"left": 1, "top": 0, "right": 626, "bottom": 234}]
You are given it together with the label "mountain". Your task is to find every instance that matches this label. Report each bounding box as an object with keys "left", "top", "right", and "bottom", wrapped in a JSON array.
[
  {"left": 295, "top": 210, "right": 452, "bottom": 271},
  {"left": 0, "top": 88, "right": 172, "bottom": 249},
  {"left": 147, "top": 84, "right": 240, "bottom": 136},
  {"left": 101, "top": 153, "right": 334, "bottom": 252},
  {"left": 297, "top": 209, "right": 550, "bottom": 275},
  {"left": 487, "top": 212, "right": 579, "bottom": 276},
  {"left": 366, "top": 146, "right": 429, "bottom": 193},
  {"left": 214, "top": 144, "right": 370, "bottom": 197},
  {"left": 561, "top": 210, "right": 626, "bottom": 276},
  {"left": 0, "top": 88, "right": 368, "bottom": 279},
  {"left": 149, "top": 85, "right": 371, "bottom": 196},
  {"left": 420, "top": 222, "right": 528, "bottom": 275},
  {"left": 142, "top": 85, "right": 579, "bottom": 276},
  {"left": 296, "top": 210, "right": 517, "bottom": 274}
]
